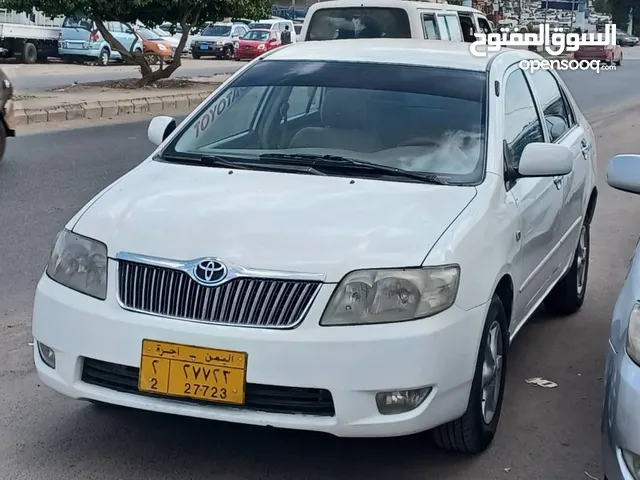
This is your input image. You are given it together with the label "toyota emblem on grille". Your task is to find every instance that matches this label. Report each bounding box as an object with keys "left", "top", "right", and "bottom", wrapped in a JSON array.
[{"left": 193, "top": 259, "right": 227, "bottom": 285}]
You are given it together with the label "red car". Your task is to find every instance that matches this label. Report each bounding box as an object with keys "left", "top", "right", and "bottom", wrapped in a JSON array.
[
  {"left": 234, "top": 29, "right": 280, "bottom": 61},
  {"left": 574, "top": 43, "right": 622, "bottom": 66}
]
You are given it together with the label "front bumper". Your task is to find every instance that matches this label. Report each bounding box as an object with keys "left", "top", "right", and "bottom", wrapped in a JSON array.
[
  {"left": 602, "top": 340, "right": 640, "bottom": 479},
  {"left": 33, "top": 268, "right": 488, "bottom": 438},
  {"left": 192, "top": 44, "right": 227, "bottom": 56}
]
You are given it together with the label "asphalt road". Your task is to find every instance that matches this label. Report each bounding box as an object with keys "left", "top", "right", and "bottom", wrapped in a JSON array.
[{"left": 1, "top": 71, "right": 640, "bottom": 480}]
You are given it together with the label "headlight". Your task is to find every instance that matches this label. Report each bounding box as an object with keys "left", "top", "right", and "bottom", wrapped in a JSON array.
[
  {"left": 158, "top": 44, "right": 167, "bottom": 51},
  {"left": 320, "top": 266, "right": 460, "bottom": 326},
  {"left": 46, "top": 229, "right": 108, "bottom": 300},
  {"left": 257, "top": 44, "right": 265, "bottom": 50},
  {"left": 216, "top": 40, "right": 224, "bottom": 46},
  {"left": 627, "top": 302, "right": 640, "bottom": 364}
]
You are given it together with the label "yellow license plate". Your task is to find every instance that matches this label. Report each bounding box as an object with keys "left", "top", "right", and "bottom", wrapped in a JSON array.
[{"left": 138, "top": 339, "right": 247, "bottom": 405}]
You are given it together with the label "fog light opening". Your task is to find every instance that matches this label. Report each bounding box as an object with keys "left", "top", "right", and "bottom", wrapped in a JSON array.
[
  {"left": 376, "top": 387, "right": 432, "bottom": 415},
  {"left": 37, "top": 342, "right": 56, "bottom": 369}
]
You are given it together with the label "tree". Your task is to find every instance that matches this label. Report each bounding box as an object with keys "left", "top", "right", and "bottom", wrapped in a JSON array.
[
  {"left": 0, "top": 0, "right": 271, "bottom": 86},
  {"left": 605, "top": 0, "right": 640, "bottom": 34}
]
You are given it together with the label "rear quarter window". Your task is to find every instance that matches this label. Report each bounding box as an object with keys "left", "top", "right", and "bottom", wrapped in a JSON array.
[{"left": 306, "top": 7, "right": 411, "bottom": 40}]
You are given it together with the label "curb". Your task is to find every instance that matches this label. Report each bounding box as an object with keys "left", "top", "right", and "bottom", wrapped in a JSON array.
[{"left": 13, "top": 90, "right": 214, "bottom": 126}]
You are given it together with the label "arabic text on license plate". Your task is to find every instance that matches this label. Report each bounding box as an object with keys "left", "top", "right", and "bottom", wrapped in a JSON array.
[
  {"left": 200, "top": 45, "right": 209, "bottom": 50},
  {"left": 138, "top": 339, "right": 247, "bottom": 405}
]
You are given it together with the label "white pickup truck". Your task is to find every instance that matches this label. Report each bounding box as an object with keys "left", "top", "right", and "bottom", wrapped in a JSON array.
[{"left": 0, "top": 9, "right": 61, "bottom": 63}]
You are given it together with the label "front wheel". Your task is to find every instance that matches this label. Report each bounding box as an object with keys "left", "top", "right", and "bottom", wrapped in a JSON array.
[
  {"left": 544, "top": 223, "right": 590, "bottom": 315},
  {"left": 432, "top": 295, "right": 508, "bottom": 453},
  {"left": 224, "top": 46, "right": 234, "bottom": 59}
]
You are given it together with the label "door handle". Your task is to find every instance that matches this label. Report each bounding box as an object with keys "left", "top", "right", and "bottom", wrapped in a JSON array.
[
  {"left": 580, "top": 139, "right": 591, "bottom": 156},
  {"left": 553, "top": 176, "right": 562, "bottom": 189}
]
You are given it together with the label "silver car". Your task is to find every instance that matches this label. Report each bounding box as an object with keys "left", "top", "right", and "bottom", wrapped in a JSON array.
[{"left": 603, "top": 154, "right": 640, "bottom": 480}]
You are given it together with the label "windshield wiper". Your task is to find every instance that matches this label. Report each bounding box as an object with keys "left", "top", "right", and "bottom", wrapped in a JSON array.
[
  {"left": 258, "top": 153, "right": 448, "bottom": 184},
  {"left": 159, "top": 153, "right": 326, "bottom": 176}
]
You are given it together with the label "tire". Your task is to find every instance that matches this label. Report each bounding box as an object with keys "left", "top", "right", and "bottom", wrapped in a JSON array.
[
  {"left": 0, "top": 121, "right": 7, "bottom": 163},
  {"left": 146, "top": 53, "right": 159, "bottom": 65},
  {"left": 23, "top": 42, "right": 37, "bottom": 64},
  {"left": 192, "top": 52, "right": 201, "bottom": 60},
  {"left": 224, "top": 46, "right": 234, "bottom": 59},
  {"left": 544, "top": 222, "right": 590, "bottom": 315},
  {"left": 616, "top": 53, "right": 622, "bottom": 66},
  {"left": 98, "top": 47, "right": 109, "bottom": 66},
  {"left": 432, "top": 295, "right": 508, "bottom": 453}
]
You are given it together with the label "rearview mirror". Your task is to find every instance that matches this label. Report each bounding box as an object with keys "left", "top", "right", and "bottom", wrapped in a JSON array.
[
  {"left": 517, "top": 142, "right": 573, "bottom": 177},
  {"left": 606, "top": 154, "right": 640, "bottom": 194},
  {"left": 148, "top": 115, "right": 177, "bottom": 146}
]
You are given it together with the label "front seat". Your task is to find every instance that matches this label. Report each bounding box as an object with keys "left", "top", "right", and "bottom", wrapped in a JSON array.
[{"left": 288, "top": 89, "right": 383, "bottom": 153}]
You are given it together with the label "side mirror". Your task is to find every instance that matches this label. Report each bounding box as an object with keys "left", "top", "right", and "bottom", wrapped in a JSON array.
[
  {"left": 148, "top": 115, "right": 176, "bottom": 146},
  {"left": 517, "top": 142, "right": 573, "bottom": 177},
  {"left": 606, "top": 154, "right": 640, "bottom": 194}
]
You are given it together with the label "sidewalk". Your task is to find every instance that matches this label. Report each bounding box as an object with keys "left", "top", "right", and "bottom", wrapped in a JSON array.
[{"left": 11, "top": 75, "right": 231, "bottom": 126}]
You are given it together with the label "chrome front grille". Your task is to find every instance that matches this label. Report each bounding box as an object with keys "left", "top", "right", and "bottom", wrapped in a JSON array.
[{"left": 116, "top": 260, "right": 321, "bottom": 328}]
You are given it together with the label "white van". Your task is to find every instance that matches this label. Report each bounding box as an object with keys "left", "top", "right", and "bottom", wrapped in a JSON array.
[
  {"left": 249, "top": 17, "right": 298, "bottom": 43},
  {"left": 300, "top": 0, "right": 493, "bottom": 43}
]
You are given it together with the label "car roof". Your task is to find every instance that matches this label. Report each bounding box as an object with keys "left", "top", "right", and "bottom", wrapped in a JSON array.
[
  {"left": 263, "top": 39, "right": 528, "bottom": 71},
  {"left": 306, "top": 0, "right": 484, "bottom": 15}
]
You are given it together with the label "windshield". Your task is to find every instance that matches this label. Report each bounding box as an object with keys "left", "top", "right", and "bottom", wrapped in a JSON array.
[
  {"left": 153, "top": 28, "right": 170, "bottom": 37},
  {"left": 306, "top": 7, "right": 411, "bottom": 40},
  {"left": 202, "top": 25, "right": 232, "bottom": 36},
  {"left": 163, "top": 60, "right": 487, "bottom": 183},
  {"left": 249, "top": 23, "right": 273, "bottom": 30},
  {"left": 138, "top": 28, "right": 162, "bottom": 41},
  {"left": 63, "top": 17, "right": 92, "bottom": 30},
  {"left": 243, "top": 30, "right": 270, "bottom": 40}
]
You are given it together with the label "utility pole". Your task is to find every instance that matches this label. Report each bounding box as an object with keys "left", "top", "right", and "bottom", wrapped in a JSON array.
[{"left": 629, "top": 6, "right": 634, "bottom": 35}]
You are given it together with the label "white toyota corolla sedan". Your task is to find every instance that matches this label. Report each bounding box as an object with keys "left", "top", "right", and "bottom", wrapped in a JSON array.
[{"left": 34, "top": 39, "right": 598, "bottom": 454}]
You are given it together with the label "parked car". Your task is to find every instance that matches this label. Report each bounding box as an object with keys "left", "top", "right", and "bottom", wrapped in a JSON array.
[
  {"left": 617, "top": 31, "right": 639, "bottom": 47},
  {"left": 602, "top": 154, "right": 640, "bottom": 480},
  {"left": 149, "top": 27, "right": 181, "bottom": 50},
  {"left": 233, "top": 29, "right": 281, "bottom": 60},
  {"left": 574, "top": 42, "right": 622, "bottom": 66},
  {"left": 33, "top": 40, "right": 597, "bottom": 455},
  {"left": 158, "top": 22, "right": 199, "bottom": 53},
  {"left": 248, "top": 17, "right": 298, "bottom": 43},
  {"left": 0, "top": 67, "right": 14, "bottom": 163},
  {"left": 135, "top": 28, "right": 175, "bottom": 64},
  {"left": 191, "top": 22, "right": 249, "bottom": 59},
  {"left": 58, "top": 17, "right": 143, "bottom": 66}
]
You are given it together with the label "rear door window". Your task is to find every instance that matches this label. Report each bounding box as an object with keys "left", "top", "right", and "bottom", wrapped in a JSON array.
[
  {"left": 422, "top": 13, "right": 440, "bottom": 39},
  {"left": 436, "top": 15, "right": 450, "bottom": 40},
  {"left": 306, "top": 7, "right": 411, "bottom": 40},
  {"left": 443, "top": 14, "right": 463, "bottom": 41}
]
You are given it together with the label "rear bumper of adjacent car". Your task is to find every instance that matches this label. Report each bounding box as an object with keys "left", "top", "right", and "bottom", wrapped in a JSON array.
[
  {"left": 32, "top": 271, "right": 488, "bottom": 438},
  {"left": 602, "top": 340, "right": 640, "bottom": 480}
]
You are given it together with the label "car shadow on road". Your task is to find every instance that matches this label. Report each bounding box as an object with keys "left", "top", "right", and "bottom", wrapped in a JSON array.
[{"left": 19, "top": 399, "right": 484, "bottom": 479}]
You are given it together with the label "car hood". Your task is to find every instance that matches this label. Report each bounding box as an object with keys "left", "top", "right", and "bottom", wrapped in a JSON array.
[{"left": 72, "top": 161, "right": 477, "bottom": 282}]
